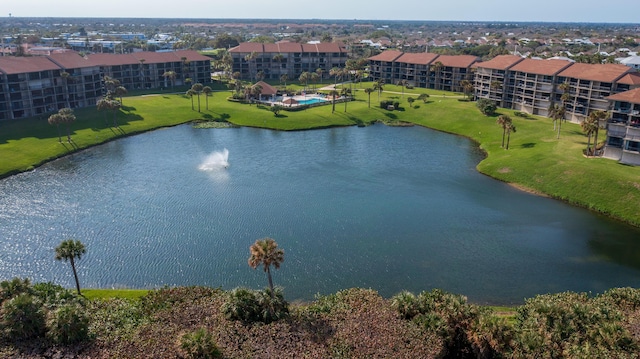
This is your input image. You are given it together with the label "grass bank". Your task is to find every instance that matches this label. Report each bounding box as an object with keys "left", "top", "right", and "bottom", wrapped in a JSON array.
[{"left": 1, "top": 83, "right": 639, "bottom": 226}]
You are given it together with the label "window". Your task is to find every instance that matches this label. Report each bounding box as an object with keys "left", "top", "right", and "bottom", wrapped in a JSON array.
[{"left": 625, "top": 141, "right": 640, "bottom": 152}]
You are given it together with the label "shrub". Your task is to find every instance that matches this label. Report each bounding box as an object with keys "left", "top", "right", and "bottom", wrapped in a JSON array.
[
  {"left": 47, "top": 303, "right": 90, "bottom": 344},
  {"left": 1, "top": 293, "right": 46, "bottom": 341},
  {"left": 0, "top": 277, "right": 33, "bottom": 302},
  {"left": 33, "top": 282, "right": 83, "bottom": 309},
  {"left": 222, "top": 287, "right": 288, "bottom": 324},
  {"left": 179, "top": 327, "right": 222, "bottom": 359},
  {"left": 514, "top": 111, "right": 529, "bottom": 118},
  {"left": 598, "top": 287, "right": 640, "bottom": 311},
  {"left": 512, "top": 292, "right": 636, "bottom": 357},
  {"left": 390, "top": 291, "right": 418, "bottom": 319},
  {"left": 476, "top": 98, "right": 497, "bottom": 116}
]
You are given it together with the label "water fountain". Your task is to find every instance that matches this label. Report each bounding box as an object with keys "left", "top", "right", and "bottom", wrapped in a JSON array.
[{"left": 198, "top": 148, "right": 229, "bottom": 171}]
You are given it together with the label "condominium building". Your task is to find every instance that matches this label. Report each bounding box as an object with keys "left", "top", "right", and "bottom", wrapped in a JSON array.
[
  {"left": 603, "top": 88, "right": 640, "bottom": 165},
  {"left": 472, "top": 55, "right": 524, "bottom": 108},
  {"left": 228, "top": 42, "right": 348, "bottom": 81},
  {"left": 368, "top": 51, "right": 479, "bottom": 92},
  {"left": 506, "top": 58, "right": 573, "bottom": 117},
  {"left": 0, "top": 50, "right": 212, "bottom": 121}
]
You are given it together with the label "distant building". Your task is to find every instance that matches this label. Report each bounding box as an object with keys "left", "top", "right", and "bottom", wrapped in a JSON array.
[
  {"left": 604, "top": 87, "right": 640, "bottom": 165},
  {"left": 228, "top": 42, "right": 348, "bottom": 81}
]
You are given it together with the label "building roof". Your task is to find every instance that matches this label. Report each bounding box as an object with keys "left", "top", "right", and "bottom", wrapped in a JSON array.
[
  {"left": 0, "top": 56, "right": 60, "bottom": 75},
  {"left": 474, "top": 55, "right": 524, "bottom": 70},
  {"left": 229, "top": 42, "right": 345, "bottom": 54},
  {"left": 558, "top": 63, "right": 631, "bottom": 83},
  {"left": 432, "top": 54, "right": 479, "bottom": 68},
  {"left": 85, "top": 50, "right": 210, "bottom": 67},
  {"left": 606, "top": 87, "right": 640, "bottom": 104},
  {"left": 368, "top": 50, "right": 403, "bottom": 62},
  {"left": 509, "top": 58, "right": 573, "bottom": 76},
  {"left": 617, "top": 72, "right": 640, "bottom": 86},
  {"left": 48, "top": 51, "right": 98, "bottom": 69},
  {"left": 396, "top": 52, "right": 439, "bottom": 65},
  {"left": 253, "top": 81, "right": 277, "bottom": 95}
]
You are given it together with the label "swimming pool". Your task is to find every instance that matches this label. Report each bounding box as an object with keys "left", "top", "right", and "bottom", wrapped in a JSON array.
[{"left": 297, "top": 97, "right": 328, "bottom": 105}]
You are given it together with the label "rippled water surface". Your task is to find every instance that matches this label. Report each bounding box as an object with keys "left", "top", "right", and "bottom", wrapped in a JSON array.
[{"left": 1, "top": 124, "right": 639, "bottom": 304}]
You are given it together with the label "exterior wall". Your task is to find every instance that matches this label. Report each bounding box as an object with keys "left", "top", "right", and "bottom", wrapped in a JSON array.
[
  {"left": 474, "top": 68, "right": 508, "bottom": 107},
  {"left": 507, "top": 71, "right": 555, "bottom": 116},
  {"left": 556, "top": 76, "right": 613, "bottom": 123},
  {"left": 369, "top": 58, "right": 472, "bottom": 92},
  {"left": 604, "top": 100, "right": 640, "bottom": 164},
  {"left": 231, "top": 50, "right": 347, "bottom": 81}
]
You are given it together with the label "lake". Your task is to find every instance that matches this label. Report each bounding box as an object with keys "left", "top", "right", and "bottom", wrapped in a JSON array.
[{"left": 1, "top": 123, "right": 639, "bottom": 305}]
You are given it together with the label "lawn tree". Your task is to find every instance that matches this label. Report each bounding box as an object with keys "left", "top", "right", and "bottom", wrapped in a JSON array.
[
  {"left": 162, "top": 70, "right": 176, "bottom": 89},
  {"left": 418, "top": 93, "right": 430, "bottom": 103},
  {"left": 477, "top": 98, "right": 497, "bottom": 116},
  {"left": 58, "top": 108, "right": 76, "bottom": 143},
  {"left": 55, "top": 239, "right": 86, "bottom": 295},
  {"left": 248, "top": 237, "right": 284, "bottom": 298},
  {"left": 589, "top": 110, "right": 608, "bottom": 156},
  {"left": 191, "top": 83, "right": 204, "bottom": 112},
  {"left": 407, "top": 96, "right": 416, "bottom": 109},
  {"left": 270, "top": 104, "right": 284, "bottom": 116},
  {"left": 460, "top": 79, "right": 474, "bottom": 100},
  {"left": 202, "top": 86, "right": 212, "bottom": 111},
  {"left": 373, "top": 79, "right": 385, "bottom": 101},
  {"left": 280, "top": 74, "right": 288, "bottom": 89},
  {"left": 329, "top": 89, "right": 339, "bottom": 113},
  {"left": 581, "top": 113, "right": 599, "bottom": 156},
  {"left": 496, "top": 115, "right": 513, "bottom": 148},
  {"left": 505, "top": 121, "right": 516, "bottom": 150},
  {"left": 186, "top": 89, "right": 196, "bottom": 110},
  {"left": 48, "top": 112, "right": 63, "bottom": 143},
  {"left": 364, "top": 87, "right": 374, "bottom": 108},
  {"left": 341, "top": 87, "right": 352, "bottom": 112}
]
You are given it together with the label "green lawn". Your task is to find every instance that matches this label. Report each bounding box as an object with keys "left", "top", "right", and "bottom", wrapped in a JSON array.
[{"left": 1, "top": 83, "right": 639, "bottom": 226}]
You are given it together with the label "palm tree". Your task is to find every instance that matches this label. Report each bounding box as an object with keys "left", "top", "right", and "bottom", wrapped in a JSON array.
[
  {"left": 48, "top": 113, "right": 63, "bottom": 143},
  {"left": 341, "top": 87, "right": 352, "bottom": 112},
  {"left": 373, "top": 79, "right": 385, "bottom": 101},
  {"left": 460, "top": 79, "right": 473, "bottom": 100},
  {"left": 162, "top": 70, "right": 176, "bottom": 89},
  {"left": 496, "top": 115, "right": 513, "bottom": 148},
  {"left": 244, "top": 51, "right": 258, "bottom": 82},
  {"left": 60, "top": 71, "right": 71, "bottom": 107},
  {"left": 273, "top": 53, "right": 285, "bottom": 75},
  {"left": 202, "top": 86, "right": 212, "bottom": 110},
  {"left": 251, "top": 84, "right": 263, "bottom": 103},
  {"left": 315, "top": 68, "right": 325, "bottom": 84},
  {"left": 310, "top": 72, "right": 320, "bottom": 91},
  {"left": 280, "top": 74, "right": 288, "bottom": 89},
  {"left": 590, "top": 110, "right": 608, "bottom": 156},
  {"left": 55, "top": 239, "right": 86, "bottom": 295},
  {"left": 397, "top": 79, "right": 408, "bottom": 99},
  {"left": 191, "top": 83, "right": 204, "bottom": 112},
  {"left": 186, "top": 89, "right": 196, "bottom": 110},
  {"left": 248, "top": 237, "right": 284, "bottom": 298},
  {"left": 548, "top": 103, "right": 566, "bottom": 139},
  {"left": 430, "top": 61, "right": 443, "bottom": 89},
  {"left": 114, "top": 86, "right": 127, "bottom": 105},
  {"left": 330, "top": 67, "right": 342, "bottom": 90},
  {"left": 329, "top": 89, "right": 339, "bottom": 113},
  {"left": 58, "top": 108, "right": 76, "bottom": 143},
  {"left": 364, "top": 87, "right": 374, "bottom": 108},
  {"left": 299, "top": 71, "right": 310, "bottom": 93},
  {"left": 581, "top": 113, "right": 599, "bottom": 156},
  {"left": 505, "top": 122, "right": 516, "bottom": 150}
]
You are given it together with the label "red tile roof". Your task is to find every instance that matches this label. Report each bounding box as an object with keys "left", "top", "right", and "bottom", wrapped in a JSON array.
[
  {"left": 617, "top": 72, "right": 640, "bottom": 86},
  {"left": 368, "top": 50, "right": 403, "bottom": 62},
  {"left": 86, "top": 53, "right": 139, "bottom": 66},
  {"left": 254, "top": 81, "right": 277, "bottom": 95},
  {"left": 606, "top": 87, "right": 640, "bottom": 104},
  {"left": 558, "top": 63, "right": 631, "bottom": 83},
  {"left": 48, "top": 51, "right": 98, "bottom": 69},
  {"left": 475, "top": 55, "right": 524, "bottom": 70},
  {"left": 229, "top": 42, "right": 344, "bottom": 54},
  {"left": 0, "top": 56, "right": 59, "bottom": 75},
  {"left": 432, "top": 54, "right": 479, "bottom": 68},
  {"left": 396, "top": 52, "right": 439, "bottom": 65},
  {"left": 86, "top": 51, "right": 210, "bottom": 67},
  {"left": 509, "top": 58, "right": 573, "bottom": 76}
]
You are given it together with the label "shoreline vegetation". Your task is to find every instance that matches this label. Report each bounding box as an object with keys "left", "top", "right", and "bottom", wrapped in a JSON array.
[{"left": 1, "top": 82, "right": 639, "bottom": 227}]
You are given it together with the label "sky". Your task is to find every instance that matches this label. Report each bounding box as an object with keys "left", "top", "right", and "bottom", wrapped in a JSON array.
[{"left": 4, "top": 0, "right": 640, "bottom": 23}]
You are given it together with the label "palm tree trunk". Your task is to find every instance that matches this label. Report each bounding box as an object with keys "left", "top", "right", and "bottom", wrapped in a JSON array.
[
  {"left": 506, "top": 132, "right": 511, "bottom": 150},
  {"left": 266, "top": 267, "right": 275, "bottom": 299},
  {"left": 593, "top": 128, "right": 599, "bottom": 156},
  {"left": 70, "top": 258, "right": 81, "bottom": 295},
  {"left": 56, "top": 124, "right": 61, "bottom": 143},
  {"left": 501, "top": 129, "right": 506, "bottom": 148},
  {"left": 112, "top": 110, "right": 118, "bottom": 127},
  {"left": 66, "top": 124, "right": 71, "bottom": 143},
  {"left": 587, "top": 135, "right": 592, "bottom": 156},
  {"left": 197, "top": 94, "right": 201, "bottom": 112}
]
